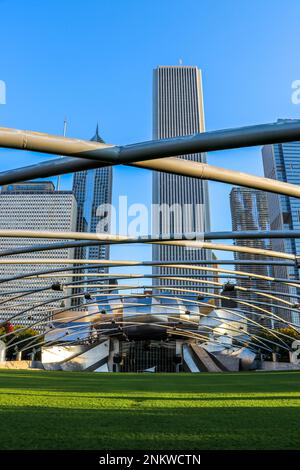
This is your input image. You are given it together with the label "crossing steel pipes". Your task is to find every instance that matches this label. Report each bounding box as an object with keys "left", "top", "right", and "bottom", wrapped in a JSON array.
[
  {"left": 109, "top": 120, "right": 300, "bottom": 162},
  {"left": 1, "top": 121, "right": 300, "bottom": 198},
  {"left": 1, "top": 119, "right": 300, "bottom": 162}
]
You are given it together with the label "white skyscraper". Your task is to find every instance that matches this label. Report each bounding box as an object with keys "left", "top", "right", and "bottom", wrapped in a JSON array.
[{"left": 152, "top": 66, "right": 211, "bottom": 293}]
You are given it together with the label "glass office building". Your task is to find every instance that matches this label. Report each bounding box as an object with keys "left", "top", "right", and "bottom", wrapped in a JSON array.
[
  {"left": 262, "top": 120, "right": 300, "bottom": 325},
  {"left": 72, "top": 126, "right": 113, "bottom": 268},
  {"left": 229, "top": 187, "right": 274, "bottom": 326}
]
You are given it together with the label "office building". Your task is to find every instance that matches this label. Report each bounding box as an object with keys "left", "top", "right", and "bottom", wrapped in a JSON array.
[
  {"left": 72, "top": 126, "right": 113, "bottom": 269},
  {"left": 262, "top": 121, "right": 300, "bottom": 325},
  {"left": 0, "top": 181, "right": 77, "bottom": 330},
  {"left": 152, "top": 66, "right": 211, "bottom": 294},
  {"left": 229, "top": 186, "right": 273, "bottom": 326}
]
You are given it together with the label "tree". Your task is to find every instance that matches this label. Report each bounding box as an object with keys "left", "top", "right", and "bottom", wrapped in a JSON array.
[
  {"left": 2, "top": 324, "right": 41, "bottom": 360},
  {"left": 259, "top": 327, "right": 300, "bottom": 361}
]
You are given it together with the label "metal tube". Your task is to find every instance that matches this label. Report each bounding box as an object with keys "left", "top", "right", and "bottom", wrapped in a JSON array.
[
  {"left": 136, "top": 158, "right": 300, "bottom": 198},
  {"left": 0, "top": 273, "right": 294, "bottom": 311},
  {"left": 0, "top": 230, "right": 294, "bottom": 260},
  {"left": 1, "top": 155, "right": 300, "bottom": 198},
  {"left": 1, "top": 282, "right": 291, "bottom": 338},
  {"left": 0, "top": 258, "right": 293, "bottom": 266},
  {"left": 1, "top": 120, "right": 300, "bottom": 162},
  {"left": 2, "top": 229, "right": 300, "bottom": 258},
  {"left": 0, "top": 127, "right": 116, "bottom": 158},
  {"left": 26, "top": 272, "right": 300, "bottom": 300},
  {"left": 165, "top": 240, "right": 294, "bottom": 260},
  {"left": 0, "top": 259, "right": 295, "bottom": 288},
  {"left": 33, "top": 282, "right": 300, "bottom": 317},
  {"left": 203, "top": 230, "right": 300, "bottom": 240},
  {"left": 2, "top": 121, "right": 300, "bottom": 197}
]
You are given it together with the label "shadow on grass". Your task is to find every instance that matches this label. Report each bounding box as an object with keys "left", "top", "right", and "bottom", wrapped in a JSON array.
[
  {"left": 1, "top": 370, "right": 300, "bottom": 395},
  {"left": 1, "top": 391, "right": 300, "bottom": 402},
  {"left": 0, "top": 405, "right": 300, "bottom": 450}
]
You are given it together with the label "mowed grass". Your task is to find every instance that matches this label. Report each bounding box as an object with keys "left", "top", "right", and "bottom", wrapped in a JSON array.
[{"left": 0, "top": 370, "right": 300, "bottom": 450}]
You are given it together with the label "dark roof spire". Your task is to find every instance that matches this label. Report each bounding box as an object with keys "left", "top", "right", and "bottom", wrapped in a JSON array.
[{"left": 91, "top": 123, "right": 104, "bottom": 143}]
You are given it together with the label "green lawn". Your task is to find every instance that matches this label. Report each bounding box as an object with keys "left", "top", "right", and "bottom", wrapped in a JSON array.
[{"left": 0, "top": 369, "right": 300, "bottom": 450}]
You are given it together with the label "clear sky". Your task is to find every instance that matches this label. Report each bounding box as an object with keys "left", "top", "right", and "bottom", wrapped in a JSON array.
[{"left": 0, "top": 0, "right": 300, "bottom": 281}]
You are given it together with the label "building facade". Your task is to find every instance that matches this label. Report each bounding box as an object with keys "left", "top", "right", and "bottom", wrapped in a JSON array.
[
  {"left": 72, "top": 126, "right": 113, "bottom": 269},
  {"left": 152, "top": 66, "right": 211, "bottom": 294},
  {"left": 262, "top": 122, "right": 300, "bottom": 325},
  {"left": 0, "top": 181, "right": 77, "bottom": 331},
  {"left": 229, "top": 187, "right": 274, "bottom": 326}
]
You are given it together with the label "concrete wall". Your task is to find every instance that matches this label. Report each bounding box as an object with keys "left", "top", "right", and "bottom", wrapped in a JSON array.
[
  {"left": 0, "top": 361, "right": 43, "bottom": 370},
  {"left": 260, "top": 361, "right": 300, "bottom": 371}
]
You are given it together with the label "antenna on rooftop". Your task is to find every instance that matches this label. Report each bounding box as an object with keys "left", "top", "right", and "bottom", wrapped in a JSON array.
[{"left": 56, "top": 117, "right": 68, "bottom": 191}]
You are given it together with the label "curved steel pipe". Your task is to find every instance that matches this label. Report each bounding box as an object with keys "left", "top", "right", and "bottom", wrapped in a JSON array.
[
  {"left": 0, "top": 257, "right": 293, "bottom": 266},
  {"left": 61, "top": 281, "right": 298, "bottom": 311},
  {"left": 0, "top": 275, "right": 295, "bottom": 322},
  {"left": 0, "top": 260, "right": 297, "bottom": 292},
  {"left": 59, "top": 283, "right": 300, "bottom": 322},
  {"left": 2, "top": 229, "right": 300, "bottom": 259},
  {"left": 0, "top": 230, "right": 294, "bottom": 260},
  {"left": 33, "top": 272, "right": 300, "bottom": 295},
  {"left": 1, "top": 279, "right": 297, "bottom": 309}
]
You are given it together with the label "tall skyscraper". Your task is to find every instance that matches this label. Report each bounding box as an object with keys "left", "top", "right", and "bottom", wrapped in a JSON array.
[
  {"left": 72, "top": 126, "right": 113, "bottom": 269},
  {"left": 262, "top": 120, "right": 300, "bottom": 325},
  {"left": 152, "top": 66, "right": 211, "bottom": 294},
  {"left": 229, "top": 187, "right": 273, "bottom": 326},
  {"left": 0, "top": 181, "right": 77, "bottom": 330}
]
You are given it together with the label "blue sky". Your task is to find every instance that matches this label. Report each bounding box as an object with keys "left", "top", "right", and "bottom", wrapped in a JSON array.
[{"left": 0, "top": 0, "right": 300, "bottom": 279}]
